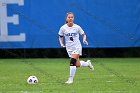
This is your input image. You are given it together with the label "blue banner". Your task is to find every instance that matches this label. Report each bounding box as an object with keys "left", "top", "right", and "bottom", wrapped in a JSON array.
[{"left": 0, "top": 0, "right": 140, "bottom": 48}]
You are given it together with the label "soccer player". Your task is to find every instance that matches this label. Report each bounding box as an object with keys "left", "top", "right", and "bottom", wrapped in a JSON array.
[{"left": 58, "top": 12, "right": 94, "bottom": 84}]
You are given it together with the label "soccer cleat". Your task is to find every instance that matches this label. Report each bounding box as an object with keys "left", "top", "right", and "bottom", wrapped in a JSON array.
[
  {"left": 87, "top": 60, "right": 94, "bottom": 70},
  {"left": 65, "top": 79, "right": 73, "bottom": 84}
]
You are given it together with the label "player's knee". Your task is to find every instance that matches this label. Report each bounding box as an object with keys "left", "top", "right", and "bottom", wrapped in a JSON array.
[{"left": 70, "top": 58, "right": 77, "bottom": 66}]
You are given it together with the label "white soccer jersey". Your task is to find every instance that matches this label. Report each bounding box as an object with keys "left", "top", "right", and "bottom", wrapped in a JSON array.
[{"left": 58, "top": 24, "right": 85, "bottom": 57}]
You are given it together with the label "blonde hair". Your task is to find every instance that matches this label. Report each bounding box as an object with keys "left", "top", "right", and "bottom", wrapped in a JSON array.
[{"left": 65, "top": 12, "right": 74, "bottom": 23}]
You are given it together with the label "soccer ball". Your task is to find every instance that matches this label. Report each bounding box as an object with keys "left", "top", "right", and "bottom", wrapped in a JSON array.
[{"left": 27, "top": 76, "right": 38, "bottom": 84}]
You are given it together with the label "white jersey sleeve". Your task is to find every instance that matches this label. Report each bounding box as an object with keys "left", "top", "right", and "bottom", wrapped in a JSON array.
[
  {"left": 58, "top": 27, "right": 64, "bottom": 36},
  {"left": 78, "top": 26, "right": 85, "bottom": 35}
]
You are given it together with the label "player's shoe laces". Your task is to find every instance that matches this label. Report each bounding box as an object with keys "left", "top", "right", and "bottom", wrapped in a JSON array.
[
  {"left": 87, "top": 60, "right": 94, "bottom": 70},
  {"left": 65, "top": 79, "right": 73, "bottom": 84}
]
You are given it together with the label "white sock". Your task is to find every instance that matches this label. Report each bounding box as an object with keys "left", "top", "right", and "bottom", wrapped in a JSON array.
[
  {"left": 80, "top": 60, "right": 89, "bottom": 67},
  {"left": 69, "top": 66, "right": 76, "bottom": 81}
]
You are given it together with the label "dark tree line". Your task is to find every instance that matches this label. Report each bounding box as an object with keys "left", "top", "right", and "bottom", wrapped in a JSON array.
[{"left": 0, "top": 47, "right": 140, "bottom": 58}]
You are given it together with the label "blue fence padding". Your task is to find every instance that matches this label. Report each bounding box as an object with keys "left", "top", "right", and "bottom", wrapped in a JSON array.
[{"left": 0, "top": 0, "right": 140, "bottom": 48}]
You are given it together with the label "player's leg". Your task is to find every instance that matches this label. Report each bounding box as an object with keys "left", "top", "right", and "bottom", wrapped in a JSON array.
[
  {"left": 76, "top": 59, "right": 88, "bottom": 67},
  {"left": 65, "top": 54, "right": 79, "bottom": 84},
  {"left": 76, "top": 58, "right": 94, "bottom": 70},
  {"left": 76, "top": 58, "right": 80, "bottom": 67},
  {"left": 77, "top": 47, "right": 94, "bottom": 70}
]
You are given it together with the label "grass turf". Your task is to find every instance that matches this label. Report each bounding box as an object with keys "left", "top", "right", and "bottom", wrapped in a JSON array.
[{"left": 0, "top": 58, "right": 140, "bottom": 93}]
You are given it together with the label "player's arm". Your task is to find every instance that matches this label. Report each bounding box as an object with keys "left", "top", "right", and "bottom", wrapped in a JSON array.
[
  {"left": 82, "top": 34, "right": 88, "bottom": 45},
  {"left": 78, "top": 26, "right": 88, "bottom": 45},
  {"left": 59, "top": 35, "right": 65, "bottom": 47}
]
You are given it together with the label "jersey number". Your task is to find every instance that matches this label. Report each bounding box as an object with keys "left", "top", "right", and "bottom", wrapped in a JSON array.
[{"left": 70, "top": 37, "right": 73, "bottom": 41}]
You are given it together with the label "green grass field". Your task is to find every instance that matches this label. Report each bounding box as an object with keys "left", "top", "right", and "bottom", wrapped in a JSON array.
[{"left": 0, "top": 58, "right": 140, "bottom": 93}]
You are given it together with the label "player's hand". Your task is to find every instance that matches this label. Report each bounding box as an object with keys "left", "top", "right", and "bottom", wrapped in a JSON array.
[
  {"left": 61, "top": 44, "right": 65, "bottom": 48},
  {"left": 83, "top": 40, "right": 88, "bottom": 45}
]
